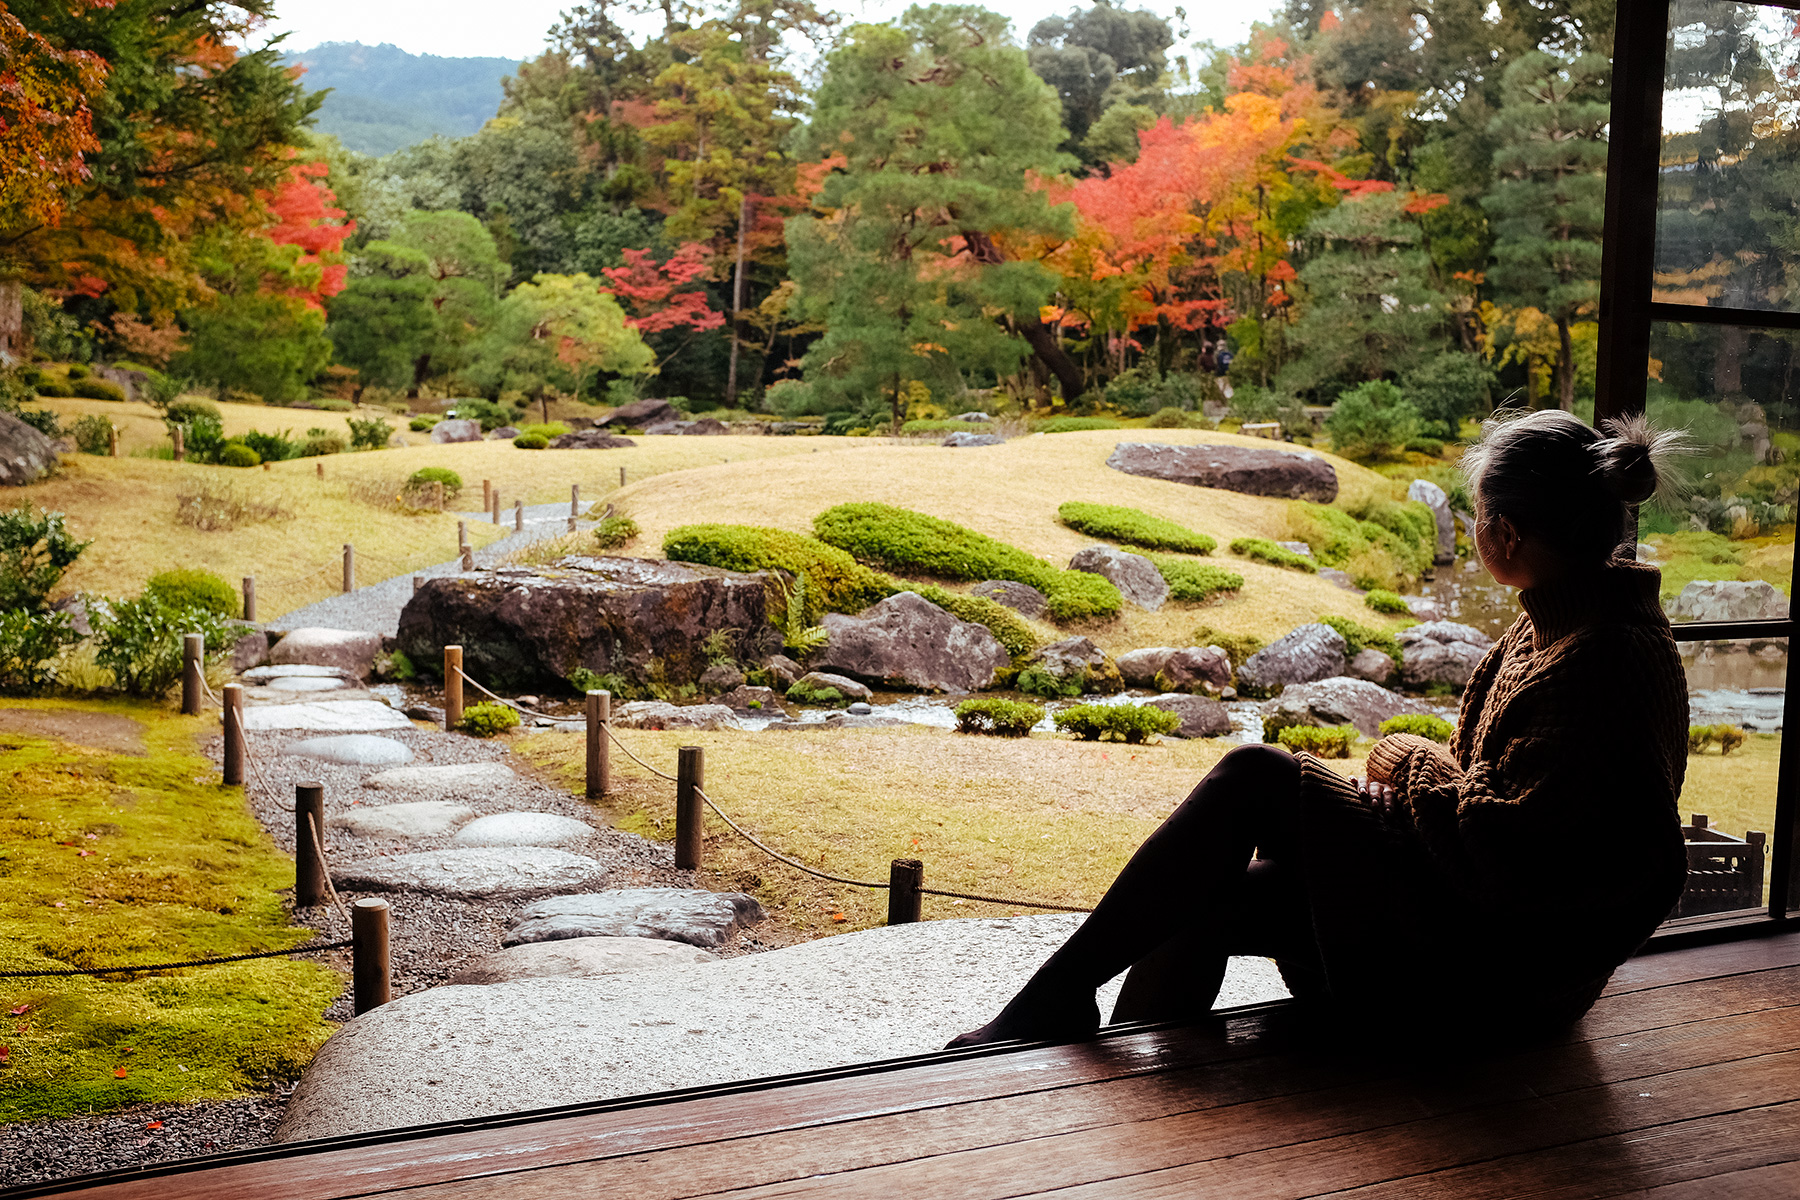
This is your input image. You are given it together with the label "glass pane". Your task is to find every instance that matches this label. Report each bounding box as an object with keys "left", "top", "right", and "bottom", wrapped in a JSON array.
[
  {"left": 1678, "top": 636, "right": 1782, "bottom": 914},
  {"left": 1642, "top": 320, "right": 1797, "bottom": 623},
  {"left": 1655, "top": 0, "right": 1800, "bottom": 313}
]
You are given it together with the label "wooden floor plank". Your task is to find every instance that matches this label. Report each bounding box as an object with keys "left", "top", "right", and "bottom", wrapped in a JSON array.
[
  {"left": 1622, "top": 1157, "right": 1800, "bottom": 1199},
  {"left": 1602, "top": 931, "right": 1800, "bottom": 995}
]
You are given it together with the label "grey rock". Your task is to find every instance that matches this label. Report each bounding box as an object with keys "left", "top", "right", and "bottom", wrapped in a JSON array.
[
  {"left": 397, "top": 557, "right": 780, "bottom": 694},
  {"left": 51, "top": 594, "right": 92, "bottom": 636},
  {"left": 763, "top": 654, "right": 804, "bottom": 688},
  {"left": 613, "top": 701, "right": 736, "bottom": 731},
  {"left": 548, "top": 430, "right": 637, "bottom": 450},
  {"left": 429, "top": 418, "right": 483, "bottom": 444},
  {"left": 1067, "top": 545, "right": 1168, "bottom": 611},
  {"left": 92, "top": 363, "right": 149, "bottom": 401},
  {"left": 0, "top": 412, "right": 58, "bottom": 486},
  {"left": 1236, "top": 624, "right": 1348, "bottom": 695},
  {"left": 264, "top": 676, "right": 348, "bottom": 693},
  {"left": 597, "top": 398, "right": 681, "bottom": 429},
  {"left": 504, "top": 888, "right": 764, "bottom": 949},
  {"left": 712, "top": 684, "right": 784, "bottom": 712},
  {"left": 329, "top": 801, "right": 476, "bottom": 839},
  {"left": 241, "top": 700, "right": 415, "bottom": 732},
  {"left": 1264, "top": 676, "right": 1447, "bottom": 738},
  {"left": 1318, "top": 567, "right": 1361, "bottom": 592},
  {"left": 1347, "top": 647, "right": 1395, "bottom": 685},
  {"left": 1402, "top": 595, "right": 1444, "bottom": 622},
  {"left": 1159, "top": 646, "right": 1231, "bottom": 692},
  {"left": 846, "top": 701, "right": 873, "bottom": 715},
  {"left": 699, "top": 663, "right": 746, "bottom": 692},
  {"left": 642, "top": 420, "right": 685, "bottom": 436},
  {"left": 952, "top": 411, "right": 990, "bottom": 422},
  {"left": 786, "top": 672, "right": 873, "bottom": 704},
  {"left": 1276, "top": 540, "right": 1314, "bottom": 558},
  {"left": 942, "top": 431, "right": 1003, "bottom": 447},
  {"left": 243, "top": 665, "right": 350, "bottom": 680},
  {"left": 333, "top": 847, "right": 610, "bottom": 898},
  {"left": 488, "top": 426, "right": 520, "bottom": 440},
  {"left": 1025, "top": 636, "right": 1121, "bottom": 694},
  {"left": 285, "top": 734, "right": 415, "bottom": 766},
  {"left": 269, "top": 627, "right": 383, "bottom": 679},
  {"left": 812, "top": 592, "right": 1009, "bottom": 692},
  {"left": 229, "top": 630, "right": 268, "bottom": 672},
  {"left": 1408, "top": 478, "right": 1456, "bottom": 565},
  {"left": 446, "top": 937, "right": 718, "bottom": 986},
  {"left": 1398, "top": 621, "right": 1494, "bottom": 689},
  {"left": 1116, "top": 646, "right": 1177, "bottom": 688},
  {"left": 1143, "top": 693, "right": 1232, "bottom": 738},
  {"left": 971, "top": 579, "right": 1049, "bottom": 619},
  {"left": 275, "top": 915, "right": 1288, "bottom": 1142},
  {"left": 1667, "top": 580, "right": 1791, "bottom": 622},
  {"left": 682, "top": 417, "right": 728, "bottom": 435},
  {"left": 452, "top": 812, "right": 596, "bottom": 848},
  {"left": 404, "top": 704, "right": 446, "bottom": 724},
  {"left": 1107, "top": 441, "right": 1338, "bottom": 503}
]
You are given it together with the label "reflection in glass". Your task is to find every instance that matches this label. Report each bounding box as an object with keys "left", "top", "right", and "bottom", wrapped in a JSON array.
[
  {"left": 1678, "top": 636, "right": 1782, "bottom": 912},
  {"left": 1655, "top": 0, "right": 1800, "bottom": 313},
  {"left": 1641, "top": 321, "right": 1796, "bottom": 622}
]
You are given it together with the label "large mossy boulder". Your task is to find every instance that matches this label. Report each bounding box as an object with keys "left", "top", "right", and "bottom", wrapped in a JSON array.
[
  {"left": 1235, "top": 623, "right": 1348, "bottom": 697},
  {"left": 396, "top": 557, "right": 780, "bottom": 693},
  {"left": 0, "top": 412, "right": 57, "bottom": 486},
  {"left": 1106, "top": 441, "right": 1338, "bottom": 502},
  {"left": 811, "top": 592, "right": 1009, "bottom": 693}
]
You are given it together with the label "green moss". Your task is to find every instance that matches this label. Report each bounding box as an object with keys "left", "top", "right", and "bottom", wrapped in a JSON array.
[
  {"left": 786, "top": 679, "right": 850, "bottom": 706},
  {"left": 1144, "top": 555, "right": 1244, "bottom": 603},
  {"left": 1318, "top": 615, "right": 1404, "bottom": 670},
  {"left": 664, "top": 523, "right": 896, "bottom": 621},
  {"left": 1058, "top": 502, "right": 1217, "bottom": 554},
  {"left": 1228, "top": 537, "right": 1318, "bottom": 573},
  {"left": 0, "top": 700, "right": 340, "bottom": 1121},
  {"left": 912, "top": 585, "right": 1041, "bottom": 658}
]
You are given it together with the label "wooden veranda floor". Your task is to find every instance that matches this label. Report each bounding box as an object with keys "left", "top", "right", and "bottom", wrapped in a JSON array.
[{"left": 27, "top": 929, "right": 1800, "bottom": 1200}]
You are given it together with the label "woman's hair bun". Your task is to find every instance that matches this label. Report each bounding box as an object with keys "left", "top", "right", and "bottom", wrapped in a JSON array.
[{"left": 1593, "top": 413, "right": 1688, "bottom": 507}]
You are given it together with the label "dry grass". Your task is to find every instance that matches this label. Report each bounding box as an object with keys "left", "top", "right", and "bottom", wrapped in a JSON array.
[
  {"left": 518, "top": 725, "right": 1375, "bottom": 938},
  {"left": 36, "top": 396, "right": 427, "bottom": 456}
]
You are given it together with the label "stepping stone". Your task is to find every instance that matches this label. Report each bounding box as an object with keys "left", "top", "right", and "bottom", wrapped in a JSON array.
[
  {"left": 332, "top": 848, "right": 609, "bottom": 898},
  {"left": 504, "top": 888, "right": 764, "bottom": 949},
  {"left": 243, "top": 665, "right": 350, "bottom": 680},
  {"left": 263, "top": 676, "right": 348, "bottom": 693},
  {"left": 445, "top": 936, "right": 717, "bottom": 985},
  {"left": 328, "top": 801, "right": 476, "bottom": 839},
  {"left": 452, "top": 812, "right": 595, "bottom": 847},
  {"left": 285, "top": 735, "right": 415, "bottom": 766},
  {"left": 364, "top": 762, "right": 517, "bottom": 792},
  {"left": 242, "top": 700, "right": 414, "bottom": 732},
  {"left": 268, "top": 627, "right": 383, "bottom": 678}
]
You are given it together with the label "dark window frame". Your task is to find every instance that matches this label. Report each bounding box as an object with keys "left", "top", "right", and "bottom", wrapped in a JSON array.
[{"left": 1598, "top": 0, "right": 1799, "bottom": 942}]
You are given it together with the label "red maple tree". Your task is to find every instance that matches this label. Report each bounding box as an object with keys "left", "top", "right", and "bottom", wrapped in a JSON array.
[{"left": 600, "top": 243, "right": 724, "bottom": 333}]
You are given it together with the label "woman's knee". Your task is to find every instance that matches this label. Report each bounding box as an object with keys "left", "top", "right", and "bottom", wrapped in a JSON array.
[{"left": 1216, "top": 742, "right": 1300, "bottom": 787}]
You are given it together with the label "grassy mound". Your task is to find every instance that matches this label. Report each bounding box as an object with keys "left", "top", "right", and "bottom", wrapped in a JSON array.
[
  {"left": 1146, "top": 555, "right": 1244, "bottom": 603},
  {"left": 1229, "top": 537, "right": 1317, "bottom": 573},
  {"left": 1058, "top": 501, "right": 1217, "bottom": 554}
]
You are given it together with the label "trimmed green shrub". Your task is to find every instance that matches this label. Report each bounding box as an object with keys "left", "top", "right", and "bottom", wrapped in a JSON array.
[
  {"left": 512, "top": 434, "right": 550, "bottom": 449},
  {"left": 298, "top": 433, "right": 346, "bottom": 457},
  {"left": 71, "top": 414, "right": 113, "bottom": 455},
  {"left": 1190, "top": 625, "right": 1264, "bottom": 670},
  {"left": 1324, "top": 381, "right": 1421, "bottom": 461},
  {"left": 1363, "top": 589, "right": 1410, "bottom": 615},
  {"left": 1146, "top": 406, "right": 1208, "bottom": 429},
  {"left": 312, "top": 398, "right": 354, "bottom": 412},
  {"left": 1688, "top": 724, "right": 1748, "bottom": 755},
  {"left": 217, "top": 441, "right": 260, "bottom": 468},
  {"left": 0, "top": 504, "right": 90, "bottom": 612},
  {"left": 955, "top": 697, "right": 1044, "bottom": 737},
  {"left": 1054, "top": 702, "right": 1181, "bottom": 743},
  {"left": 1228, "top": 537, "right": 1317, "bottom": 572},
  {"left": 593, "top": 513, "right": 640, "bottom": 549},
  {"left": 145, "top": 568, "right": 238, "bottom": 618},
  {"left": 1287, "top": 498, "right": 1435, "bottom": 591},
  {"left": 1404, "top": 437, "right": 1446, "bottom": 457},
  {"left": 812, "top": 503, "right": 1121, "bottom": 623},
  {"left": 0, "top": 608, "right": 81, "bottom": 693},
  {"left": 787, "top": 676, "right": 851, "bottom": 706},
  {"left": 70, "top": 377, "right": 127, "bottom": 402},
  {"left": 519, "top": 422, "right": 570, "bottom": 441},
  {"left": 408, "top": 467, "right": 463, "bottom": 497},
  {"left": 1146, "top": 555, "right": 1244, "bottom": 603},
  {"left": 459, "top": 701, "right": 520, "bottom": 737},
  {"left": 664, "top": 524, "right": 896, "bottom": 620},
  {"left": 1017, "top": 663, "right": 1084, "bottom": 698},
  {"left": 913, "top": 585, "right": 1039, "bottom": 657},
  {"left": 347, "top": 416, "right": 394, "bottom": 450},
  {"left": 1058, "top": 501, "right": 1216, "bottom": 554},
  {"left": 93, "top": 596, "right": 232, "bottom": 697},
  {"left": 165, "top": 399, "right": 222, "bottom": 426},
  {"left": 1318, "top": 615, "right": 1403, "bottom": 670},
  {"left": 241, "top": 429, "right": 298, "bottom": 462},
  {"left": 66, "top": 363, "right": 90, "bottom": 379},
  {"left": 409, "top": 414, "right": 440, "bottom": 432},
  {"left": 901, "top": 419, "right": 994, "bottom": 434},
  {"left": 1034, "top": 416, "right": 1123, "bottom": 434},
  {"left": 1277, "top": 724, "right": 1355, "bottom": 757},
  {"left": 31, "top": 377, "right": 74, "bottom": 398},
  {"left": 448, "top": 397, "right": 514, "bottom": 431},
  {"left": 1379, "top": 713, "right": 1454, "bottom": 742}
]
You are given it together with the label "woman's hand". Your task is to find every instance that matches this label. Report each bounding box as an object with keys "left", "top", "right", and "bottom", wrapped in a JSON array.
[{"left": 1351, "top": 776, "right": 1400, "bottom": 816}]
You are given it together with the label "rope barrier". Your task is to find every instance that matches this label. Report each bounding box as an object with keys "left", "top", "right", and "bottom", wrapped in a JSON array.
[
  {"left": 0, "top": 939, "right": 353, "bottom": 979},
  {"left": 306, "top": 810, "right": 353, "bottom": 925}
]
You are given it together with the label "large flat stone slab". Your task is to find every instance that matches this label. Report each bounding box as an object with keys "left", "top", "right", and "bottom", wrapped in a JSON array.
[
  {"left": 332, "top": 848, "right": 609, "bottom": 897},
  {"left": 504, "top": 888, "right": 764, "bottom": 949},
  {"left": 329, "top": 801, "right": 477, "bottom": 839},
  {"left": 445, "top": 936, "right": 718, "bottom": 985},
  {"left": 242, "top": 700, "right": 414, "bottom": 732},
  {"left": 275, "top": 915, "right": 1290, "bottom": 1142},
  {"left": 243, "top": 665, "right": 352, "bottom": 680},
  {"left": 263, "top": 676, "right": 349, "bottom": 693},
  {"left": 363, "top": 762, "right": 519, "bottom": 792},
  {"left": 452, "top": 812, "right": 596, "bottom": 847},
  {"left": 284, "top": 735, "right": 415, "bottom": 766},
  {"left": 1107, "top": 441, "right": 1339, "bottom": 502},
  {"left": 269, "top": 627, "right": 383, "bottom": 678}
]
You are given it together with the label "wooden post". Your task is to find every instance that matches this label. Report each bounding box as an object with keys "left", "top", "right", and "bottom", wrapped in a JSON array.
[
  {"left": 352, "top": 898, "right": 392, "bottom": 1015},
  {"left": 619, "top": 465, "right": 627, "bottom": 488},
  {"left": 482, "top": 479, "right": 491, "bottom": 510},
  {"left": 675, "top": 745, "right": 704, "bottom": 869},
  {"left": 180, "top": 632, "right": 204, "bottom": 715},
  {"left": 443, "top": 645, "right": 463, "bottom": 730},
  {"left": 108, "top": 425, "right": 118, "bottom": 457},
  {"left": 171, "top": 424, "right": 184, "bottom": 462},
  {"left": 458, "top": 520, "right": 469, "bottom": 552},
  {"left": 571, "top": 483, "right": 580, "bottom": 518},
  {"left": 316, "top": 461, "right": 324, "bottom": 479},
  {"left": 242, "top": 576, "right": 256, "bottom": 623},
  {"left": 222, "top": 684, "right": 245, "bottom": 786},
  {"left": 342, "top": 544, "right": 354, "bottom": 593},
  {"left": 295, "top": 782, "right": 326, "bottom": 907},
  {"left": 586, "top": 690, "right": 610, "bottom": 799},
  {"left": 491, "top": 490, "right": 501, "bottom": 524},
  {"left": 514, "top": 499, "right": 524, "bottom": 532},
  {"left": 887, "top": 858, "right": 924, "bottom": 925},
  {"left": 460, "top": 548, "right": 474, "bottom": 572}
]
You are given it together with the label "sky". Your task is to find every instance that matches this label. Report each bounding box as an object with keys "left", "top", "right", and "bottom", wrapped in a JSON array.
[{"left": 265, "top": 0, "right": 1270, "bottom": 66}]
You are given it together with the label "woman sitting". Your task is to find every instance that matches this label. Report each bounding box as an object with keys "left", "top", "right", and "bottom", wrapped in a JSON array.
[{"left": 950, "top": 410, "right": 1691, "bottom": 1047}]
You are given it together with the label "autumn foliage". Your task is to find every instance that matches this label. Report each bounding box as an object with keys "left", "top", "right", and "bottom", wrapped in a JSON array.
[{"left": 600, "top": 244, "right": 725, "bottom": 334}]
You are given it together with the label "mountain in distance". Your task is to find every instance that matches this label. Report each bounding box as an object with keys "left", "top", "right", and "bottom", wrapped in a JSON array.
[{"left": 285, "top": 42, "right": 523, "bottom": 157}]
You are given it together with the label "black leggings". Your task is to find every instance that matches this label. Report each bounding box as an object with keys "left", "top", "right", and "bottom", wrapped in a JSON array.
[{"left": 1034, "top": 743, "right": 1320, "bottom": 1021}]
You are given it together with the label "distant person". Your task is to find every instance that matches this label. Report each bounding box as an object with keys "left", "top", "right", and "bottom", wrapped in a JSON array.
[
  {"left": 950, "top": 410, "right": 1691, "bottom": 1047},
  {"left": 1213, "top": 346, "right": 1232, "bottom": 376},
  {"left": 1198, "top": 343, "right": 1217, "bottom": 375}
]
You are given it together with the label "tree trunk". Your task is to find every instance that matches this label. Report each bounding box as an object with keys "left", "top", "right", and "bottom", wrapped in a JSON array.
[
  {"left": 725, "top": 195, "right": 752, "bottom": 407},
  {"left": 1715, "top": 323, "right": 1746, "bottom": 398},
  {"left": 1557, "top": 318, "right": 1575, "bottom": 411},
  {"left": 0, "top": 279, "right": 21, "bottom": 362},
  {"left": 541, "top": 393, "right": 550, "bottom": 423},
  {"left": 891, "top": 373, "right": 903, "bottom": 437},
  {"left": 410, "top": 353, "right": 432, "bottom": 399},
  {"left": 1018, "top": 318, "right": 1085, "bottom": 401}
]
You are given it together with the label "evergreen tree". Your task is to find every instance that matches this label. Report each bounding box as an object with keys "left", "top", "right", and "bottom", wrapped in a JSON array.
[
  {"left": 327, "top": 244, "right": 438, "bottom": 397},
  {"left": 1483, "top": 50, "right": 1608, "bottom": 411},
  {"left": 1027, "top": 2, "right": 1172, "bottom": 171}
]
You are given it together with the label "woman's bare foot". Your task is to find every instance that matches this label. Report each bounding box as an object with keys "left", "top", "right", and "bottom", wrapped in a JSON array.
[{"left": 944, "top": 985, "right": 1100, "bottom": 1049}]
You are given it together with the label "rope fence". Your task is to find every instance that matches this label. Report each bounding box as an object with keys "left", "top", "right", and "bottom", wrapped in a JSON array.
[{"left": 0, "top": 940, "right": 354, "bottom": 980}]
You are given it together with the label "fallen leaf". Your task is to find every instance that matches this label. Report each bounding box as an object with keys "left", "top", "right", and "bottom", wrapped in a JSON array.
[
  {"left": 830, "top": 912, "right": 847, "bottom": 922},
  {"left": 85, "top": 833, "right": 98, "bottom": 840},
  {"left": 9, "top": 1005, "right": 28, "bottom": 1016},
  {"left": 145, "top": 1121, "right": 163, "bottom": 1131},
  {"left": 51, "top": 902, "right": 64, "bottom": 908},
  {"left": 78, "top": 850, "right": 94, "bottom": 857},
  {"left": 0, "top": 1046, "right": 10, "bottom": 1062},
  {"left": 113, "top": 1067, "right": 128, "bottom": 1078}
]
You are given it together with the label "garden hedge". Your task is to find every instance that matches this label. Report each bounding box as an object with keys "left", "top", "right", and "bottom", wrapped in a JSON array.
[{"left": 1058, "top": 501, "right": 1217, "bottom": 554}]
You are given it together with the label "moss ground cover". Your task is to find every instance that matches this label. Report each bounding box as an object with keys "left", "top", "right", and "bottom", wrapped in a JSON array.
[
  {"left": 1057, "top": 502, "right": 1217, "bottom": 555},
  {"left": 0, "top": 700, "right": 339, "bottom": 1121},
  {"left": 1647, "top": 530, "right": 1793, "bottom": 603}
]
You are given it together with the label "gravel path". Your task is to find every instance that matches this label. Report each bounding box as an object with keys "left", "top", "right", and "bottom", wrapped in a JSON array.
[{"left": 265, "top": 503, "right": 599, "bottom": 636}]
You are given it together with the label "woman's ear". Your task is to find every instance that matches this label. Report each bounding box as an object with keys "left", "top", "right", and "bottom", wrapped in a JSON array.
[{"left": 1492, "top": 516, "right": 1520, "bottom": 562}]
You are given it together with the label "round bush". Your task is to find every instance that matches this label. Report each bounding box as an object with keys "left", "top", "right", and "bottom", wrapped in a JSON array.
[
  {"left": 408, "top": 415, "right": 441, "bottom": 432},
  {"left": 217, "top": 441, "right": 261, "bottom": 468},
  {"left": 66, "top": 363, "right": 90, "bottom": 380},
  {"left": 1276, "top": 725, "right": 1355, "bottom": 758},
  {"left": 71, "top": 414, "right": 113, "bottom": 455},
  {"left": 1378, "top": 713, "right": 1454, "bottom": 742},
  {"left": 1053, "top": 703, "right": 1180, "bottom": 743},
  {"left": 513, "top": 434, "right": 549, "bottom": 449},
  {"left": 70, "top": 378, "right": 128, "bottom": 402},
  {"left": 31, "top": 378, "right": 74, "bottom": 398},
  {"left": 144, "top": 568, "right": 238, "bottom": 618},
  {"left": 458, "top": 702, "right": 521, "bottom": 737},
  {"left": 299, "top": 434, "right": 346, "bottom": 457},
  {"left": 1363, "top": 589, "right": 1410, "bottom": 615},
  {"left": 165, "top": 399, "right": 223, "bottom": 426},
  {"left": 955, "top": 697, "right": 1044, "bottom": 736},
  {"left": 408, "top": 467, "right": 463, "bottom": 497}
]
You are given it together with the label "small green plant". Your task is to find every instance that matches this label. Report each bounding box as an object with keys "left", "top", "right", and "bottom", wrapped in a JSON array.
[
  {"left": 387, "top": 650, "right": 417, "bottom": 681},
  {"left": 1318, "top": 615, "right": 1404, "bottom": 670},
  {"left": 71, "top": 413, "right": 114, "bottom": 455},
  {"left": 1688, "top": 724, "right": 1747, "bottom": 755},
  {"left": 1229, "top": 537, "right": 1318, "bottom": 572},
  {"left": 1146, "top": 555, "right": 1244, "bottom": 603},
  {"left": 144, "top": 568, "right": 238, "bottom": 618},
  {"left": 346, "top": 416, "right": 394, "bottom": 450},
  {"left": 1405, "top": 436, "right": 1446, "bottom": 457},
  {"left": 519, "top": 422, "right": 570, "bottom": 440},
  {"left": 70, "top": 377, "right": 127, "bottom": 402},
  {"left": 1190, "top": 625, "right": 1264, "bottom": 670},
  {"left": 164, "top": 398, "right": 222, "bottom": 426},
  {"left": 778, "top": 575, "right": 830, "bottom": 656},
  {"left": 1053, "top": 702, "right": 1180, "bottom": 743},
  {"left": 66, "top": 363, "right": 90, "bottom": 379},
  {"left": 1017, "top": 663, "right": 1084, "bottom": 698},
  {"left": 93, "top": 596, "right": 232, "bottom": 697},
  {"left": 1379, "top": 713, "right": 1454, "bottom": 742},
  {"left": 901, "top": 418, "right": 994, "bottom": 433},
  {"left": 407, "top": 467, "right": 463, "bottom": 497},
  {"left": 786, "top": 676, "right": 850, "bottom": 706},
  {"left": 1034, "top": 416, "right": 1124, "bottom": 433},
  {"left": 217, "top": 441, "right": 261, "bottom": 468},
  {"left": 299, "top": 433, "right": 347, "bottom": 457},
  {"left": 955, "top": 697, "right": 1044, "bottom": 736},
  {"left": 1058, "top": 501, "right": 1217, "bottom": 554},
  {"left": 1277, "top": 724, "right": 1355, "bottom": 757},
  {"left": 458, "top": 701, "right": 520, "bottom": 737},
  {"left": 567, "top": 667, "right": 637, "bottom": 698},
  {"left": 1145, "top": 406, "right": 1208, "bottom": 429},
  {"left": 512, "top": 433, "right": 550, "bottom": 449},
  {"left": 1363, "top": 589, "right": 1410, "bottom": 615},
  {"left": 592, "top": 513, "right": 640, "bottom": 549},
  {"left": 241, "top": 429, "right": 298, "bottom": 462},
  {"left": 0, "top": 504, "right": 91, "bottom": 612},
  {"left": 1324, "top": 380, "right": 1422, "bottom": 461},
  {"left": 409, "top": 414, "right": 440, "bottom": 431},
  {"left": 0, "top": 608, "right": 81, "bottom": 693}
]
